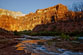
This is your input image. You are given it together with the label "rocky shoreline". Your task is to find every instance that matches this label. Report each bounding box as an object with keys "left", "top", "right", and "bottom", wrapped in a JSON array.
[
  {"left": 45, "top": 38, "right": 83, "bottom": 52},
  {"left": 0, "top": 28, "right": 30, "bottom": 55}
]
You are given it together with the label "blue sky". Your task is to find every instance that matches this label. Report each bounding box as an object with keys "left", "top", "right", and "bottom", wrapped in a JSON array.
[{"left": 0, "top": 0, "right": 83, "bottom": 14}]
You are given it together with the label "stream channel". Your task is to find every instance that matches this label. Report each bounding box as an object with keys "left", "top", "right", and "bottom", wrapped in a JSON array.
[{"left": 15, "top": 35, "right": 83, "bottom": 55}]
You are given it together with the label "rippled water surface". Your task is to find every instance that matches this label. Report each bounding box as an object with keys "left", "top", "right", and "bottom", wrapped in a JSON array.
[{"left": 16, "top": 36, "right": 83, "bottom": 55}]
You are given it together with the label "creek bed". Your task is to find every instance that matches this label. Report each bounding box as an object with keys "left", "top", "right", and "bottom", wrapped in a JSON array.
[{"left": 16, "top": 35, "right": 83, "bottom": 55}]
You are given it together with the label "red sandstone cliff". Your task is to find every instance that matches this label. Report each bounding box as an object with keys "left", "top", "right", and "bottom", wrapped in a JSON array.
[
  {"left": 0, "top": 4, "right": 83, "bottom": 32},
  {"left": 17, "top": 4, "right": 69, "bottom": 31}
]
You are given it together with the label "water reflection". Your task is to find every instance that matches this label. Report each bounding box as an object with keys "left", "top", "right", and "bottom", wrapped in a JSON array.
[{"left": 16, "top": 36, "right": 83, "bottom": 55}]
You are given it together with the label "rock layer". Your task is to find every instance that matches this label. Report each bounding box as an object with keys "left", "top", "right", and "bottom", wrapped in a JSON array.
[
  {"left": 0, "top": 4, "right": 83, "bottom": 32},
  {"left": 17, "top": 4, "right": 68, "bottom": 31},
  {"left": 0, "top": 8, "right": 25, "bottom": 18}
]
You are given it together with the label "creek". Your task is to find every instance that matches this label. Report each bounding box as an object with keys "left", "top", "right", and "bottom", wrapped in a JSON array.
[{"left": 15, "top": 35, "right": 83, "bottom": 55}]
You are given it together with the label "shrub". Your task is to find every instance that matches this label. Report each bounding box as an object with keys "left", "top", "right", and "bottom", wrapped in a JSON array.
[
  {"left": 14, "top": 30, "right": 21, "bottom": 36},
  {"left": 61, "top": 33, "right": 70, "bottom": 40},
  {"left": 30, "top": 32, "right": 38, "bottom": 36}
]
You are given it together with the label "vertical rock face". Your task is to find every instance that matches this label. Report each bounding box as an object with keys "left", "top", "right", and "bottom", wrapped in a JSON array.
[
  {"left": 0, "top": 15, "right": 19, "bottom": 31},
  {"left": 55, "top": 4, "right": 68, "bottom": 19},
  {"left": 20, "top": 4, "right": 68, "bottom": 31},
  {"left": 0, "top": 4, "right": 82, "bottom": 31},
  {"left": 33, "top": 11, "right": 83, "bottom": 33}
]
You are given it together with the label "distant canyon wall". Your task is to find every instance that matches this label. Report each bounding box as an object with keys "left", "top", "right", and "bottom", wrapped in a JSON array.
[
  {"left": 0, "top": 4, "right": 83, "bottom": 32},
  {"left": 0, "top": 9, "right": 25, "bottom": 18}
]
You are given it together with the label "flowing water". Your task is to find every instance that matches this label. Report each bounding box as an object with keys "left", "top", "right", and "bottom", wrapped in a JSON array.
[{"left": 16, "top": 35, "right": 83, "bottom": 55}]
